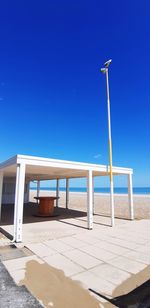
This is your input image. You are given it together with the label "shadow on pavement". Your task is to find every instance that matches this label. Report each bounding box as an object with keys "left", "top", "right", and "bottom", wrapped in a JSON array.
[
  {"left": 89, "top": 279, "right": 150, "bottom": 307},
  {"left": 1, "top": 202, "right": 87, "bottom": 225}
]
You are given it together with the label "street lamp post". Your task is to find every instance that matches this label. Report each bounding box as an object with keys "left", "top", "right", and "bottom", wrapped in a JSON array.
[{"left": 101, "top": 59, "right": 114, "bottom": 227}]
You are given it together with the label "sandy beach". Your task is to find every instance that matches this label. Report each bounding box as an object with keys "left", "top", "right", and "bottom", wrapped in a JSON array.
[{"left": 30, "top": 190, "right": 150, "bottom": 220}]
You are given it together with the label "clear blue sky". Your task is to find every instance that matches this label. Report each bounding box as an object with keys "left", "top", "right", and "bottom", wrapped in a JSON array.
[{"left": 0, "top": 0, "right": 150, "bottom": 187}]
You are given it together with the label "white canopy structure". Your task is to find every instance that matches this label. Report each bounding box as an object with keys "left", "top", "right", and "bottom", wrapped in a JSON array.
[{"left": 0, "top": 154, "right": 134, "bottom": 242}]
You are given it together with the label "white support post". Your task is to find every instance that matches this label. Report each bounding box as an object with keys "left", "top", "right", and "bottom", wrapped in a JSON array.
[
  {"left": 92, "top": 177, "right": 95, "bottom": 215},
  {"left": 66, "top": 178, "right": 69, "bottom": 209},
  {"left": 37, "top": 180, "right": 40, "bottom": 200},
  {"left": 87, "top": 170, "right": 93, "bottom": 229},
  {"left": 128, "top": 173, "right": 134, "bottom": 220},
  {"left": 56, "top": 179, "right": 59, "bottom": 207},
  {"left": 110, "top": 179, "right": 115, "bottom": 227},
  {"left": 13, "top": 164, "right": 20, "bottom": 241},
  {"left": 13, "top": 163, "right": 26, "bottom": 242},
  {"left": 0, "top": 172, "right": 4, "bottom": 221}
]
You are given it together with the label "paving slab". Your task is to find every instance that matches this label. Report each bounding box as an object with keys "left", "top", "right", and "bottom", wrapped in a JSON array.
[
  {"left": 8, "top": 268, "right": 28, "bottom": 284},
  {"left": 1, "top": 217, "right": 150, "bottom": 307},
  {"left": 62, "top": 249, "right": 102, "bottom": 269},
  {"left": 124, "top": 250, "right": 150, "bottom": 265},
  {"left": 79, "top": 244, "right": 117, "bottom": 261},
  {"left": 121, "top": 220, "right": 150, "bottom": 240},
  {"left": 73, "top": 233, "right": 100, "bottom": 245},
  {"left": 90, "top": 263, "right": 131, "bottom": 285},
  {"left": 59, "top": 217, "right": 87, "bottom": 228},
  {"left": 107, "top": 256, "right": 146, "bottom": 274},
  {"left": 43, "top": 239, "right": 72, "bottom": 253},
  {"left": 100, "top": 236, "right": 140, "bottom": 249},
  {"left": 0, "top": 245, "right": 27, "bottom": 261},
  {"left": 26, "top": 243, "right": 57, "bottom": 258},
  {"left": 3, "top": 255, "right": 44, "bottom": 273},
  {"left": 107, "top": 230, "right": 150, "bottom": 245},
  {"left": 59, "top": 236, "right": 87, "bottom": 248},
  {"left": 93, "top": 240, "right": 131, "bottom": 255},
  {"left": 72, "top": 270, "right": 115, "bottom": 296},
  {"left": 135, "top": 244, "right": 150, "bottom": 255},
  {"left": 44, "top": 253, "right": 84, "bottom": 277}
]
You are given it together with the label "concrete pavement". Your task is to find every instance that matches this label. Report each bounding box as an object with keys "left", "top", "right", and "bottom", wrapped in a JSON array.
[{"left": 1, "top": 217, "right": 150, "bottom": 307}]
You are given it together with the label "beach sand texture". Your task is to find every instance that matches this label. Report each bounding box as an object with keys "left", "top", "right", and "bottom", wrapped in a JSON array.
[
  {"left": 30, "top": 190, "right": 150, "bottom": 219},
  {"left": 19, "top": 259, "right": 100, "bottom": 308}
]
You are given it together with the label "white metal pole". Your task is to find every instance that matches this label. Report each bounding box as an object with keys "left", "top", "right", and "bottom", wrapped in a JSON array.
[
  {"left": 13, "top": 164, "right": 20, "bottom": 241},
  {"left": 66, "top": 178, "right": 69, "bottom": 209},
  {"left": 92, "top": 176, "right": 95, "bottom": 215},
  {"left": 105, "top": 68, "right": 115, "bottom": 227},
  {"left": 87, "top": 170, "right": 93, "bottom": 229},
  {"left": 0, "top": 172, "right": 3, "bottom": 221},
  {"left": 56, "top": 179, "right": 59, "bottom": 207},
  {"left": 128, "top": 173, "right": 134, "bottom": 220},
  {"left": 13, "top": 163, "right": 26, "bottom": 242}
]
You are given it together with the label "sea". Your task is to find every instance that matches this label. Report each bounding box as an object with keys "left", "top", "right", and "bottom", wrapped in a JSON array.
[{"left": 30, "top": 187, "right": 150, "bottom": 195}]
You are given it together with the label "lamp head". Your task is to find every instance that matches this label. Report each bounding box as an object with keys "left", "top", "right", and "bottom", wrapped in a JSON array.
[
  {"left": 100, "top": 68, "right": 106, "bottom": 74},
  {"left": 104, "top": 59, "right": 112, "bottom": 68}
]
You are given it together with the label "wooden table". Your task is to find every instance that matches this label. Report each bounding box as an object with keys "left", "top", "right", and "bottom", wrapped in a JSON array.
[{"left": 34, "top": 196, "right": 59, "bottom": 217}]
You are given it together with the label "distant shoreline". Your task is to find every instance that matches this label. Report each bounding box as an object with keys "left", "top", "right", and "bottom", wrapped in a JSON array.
[{"left": 30, "top": 187, "right": 150, "bottom": 196}]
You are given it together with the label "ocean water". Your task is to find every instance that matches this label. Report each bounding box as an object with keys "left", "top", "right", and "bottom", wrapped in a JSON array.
[{"left": 30, "top": 187, "right": 150, "bottom": 195}]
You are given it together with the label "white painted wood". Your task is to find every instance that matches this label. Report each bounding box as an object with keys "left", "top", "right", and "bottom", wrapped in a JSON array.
[
  {"left": 56, "top": 179, "right": 59, "bottom": 207},
  {"left": 66, "top": 178, "right": 69, "bottom": 209},
  {"left": 0, "top": 155, "right": 133, "bottom": 182},
  {"left": 0, "top": 172, "right": 3, "bottom": 220},
  {"left": 16, "top": 154, "right": 133, "bottom": 175},
  {"left": 128, "top": 174, "right": 134, "bottom": 220},
  {"left": 13, "top": 163, "right": 26, "bottom": 242},
  {"left": 87, "top": 170, "right": 93, "bottom": 229}
]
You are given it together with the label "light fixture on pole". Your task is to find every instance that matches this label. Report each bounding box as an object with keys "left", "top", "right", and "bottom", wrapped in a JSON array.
[{"left": 101, "top": 59, "right": 114, "bottom": 227}]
